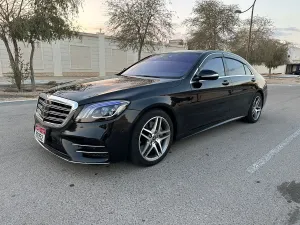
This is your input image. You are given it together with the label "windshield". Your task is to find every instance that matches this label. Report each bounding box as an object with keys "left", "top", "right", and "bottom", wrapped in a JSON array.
[{"left": 122, "top": 52, "right": 202, "bottom": 78}]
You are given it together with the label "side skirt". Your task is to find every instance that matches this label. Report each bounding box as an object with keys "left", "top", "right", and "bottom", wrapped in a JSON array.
[{"left": 180, "top": 116, "right": 245, "bottom": 140}]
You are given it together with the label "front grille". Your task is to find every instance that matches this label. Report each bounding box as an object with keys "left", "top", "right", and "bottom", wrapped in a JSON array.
[{"left": 36, "top": 94, "right": 78, "bottom": 128}]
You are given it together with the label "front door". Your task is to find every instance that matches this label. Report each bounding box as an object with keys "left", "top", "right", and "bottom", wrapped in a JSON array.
[{"left": 187, "top": 54, "right": 233, "bottom": 130}]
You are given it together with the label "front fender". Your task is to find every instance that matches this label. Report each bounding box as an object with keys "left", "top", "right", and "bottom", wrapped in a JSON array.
[{"left": 128, "top": 96, "right": 179, "bottom": 139}]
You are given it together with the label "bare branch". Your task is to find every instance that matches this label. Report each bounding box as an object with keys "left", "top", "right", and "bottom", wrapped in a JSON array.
[
  {"left": 9, "top": 0, "right": 18, "bottom": 17},
  {"left": 5, "top": 0, "right": 9, "bottom": 15},
  {"left": 17, "top": 0, "right": 24, "bottom": 17},
  {"left": 106, "top": 0, "right": 173, "bottom": 60}
]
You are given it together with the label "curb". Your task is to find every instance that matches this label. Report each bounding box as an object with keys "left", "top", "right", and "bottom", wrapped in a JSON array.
[
  {"left": 263, "top": 75, "right": 300, "bottom": 79},
  {"left": 0, "top": 99, "right": 37, "bottom": 104}
]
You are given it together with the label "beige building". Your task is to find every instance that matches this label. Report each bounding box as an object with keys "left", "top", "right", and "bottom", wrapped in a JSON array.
[
  {"left": 0, "top": 33, "right": 186, "bottom": 78},
  {"left": 1, "top": 33, "right": 296, "bottom": 77}
]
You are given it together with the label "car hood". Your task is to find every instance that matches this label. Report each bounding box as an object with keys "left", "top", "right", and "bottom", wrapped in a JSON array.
[{"left": 45, "top": 76, "right": 179, "bottom": 103}]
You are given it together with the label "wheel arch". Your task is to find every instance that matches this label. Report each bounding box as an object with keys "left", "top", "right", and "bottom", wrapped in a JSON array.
[
  {"left": 132, "top": 103, "right": 178, "bottom": 141},
  {"left": 257, "top": 89, "right": 265, "bottom": 107}
]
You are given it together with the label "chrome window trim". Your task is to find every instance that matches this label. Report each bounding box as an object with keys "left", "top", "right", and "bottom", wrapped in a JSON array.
[
  {"left": 190, "top": 53, "right": 256, "bottom": 86},
  {"left": 223, "top": 56, "right": 256, "bottom": 76},
  {"left": 35, "top": 93, "right": 79, "bottom": 128},
  {"left": 225, "top": 75, "right": 255, "bottom": 78},
  {"left": 72, "top": 144, "right": 105, "bottom": 148},
  {"left": 190, "top": 75, "right": 255, "bottom": 85},
  {"left": 75, "top": 151, "right": 109, "bottom": 154}
]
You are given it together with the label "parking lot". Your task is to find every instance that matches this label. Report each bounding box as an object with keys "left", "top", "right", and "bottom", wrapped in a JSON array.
[{"left": 1, "top": 84, "right": 300, "bottom": 225}]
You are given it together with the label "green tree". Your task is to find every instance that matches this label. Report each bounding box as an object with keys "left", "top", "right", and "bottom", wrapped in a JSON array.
[
  {"left": 106, "top": 0, "right": 173, "bottom": 60},
  {"left": 186, "top": 0, "right": 240, "bottom": 50},
  {"left": 0, "top": 0, "right": 82, "bottom": 91},
  {"left": 229, "top": 16, "right": 274, "bottom": 65},
  {"left": 0, "top": 0, "right": 30, "bottom": 91},
  {"left": 18, "top": 0, "right": 81, "bottom": 91},
  {"left": 262, "top": 39, "right": 289, "bottom": 74}
]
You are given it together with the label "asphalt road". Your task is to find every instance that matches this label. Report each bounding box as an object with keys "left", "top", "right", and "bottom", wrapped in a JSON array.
[{"left": 1, "top": 84, "right": 300, "bottom": 225}]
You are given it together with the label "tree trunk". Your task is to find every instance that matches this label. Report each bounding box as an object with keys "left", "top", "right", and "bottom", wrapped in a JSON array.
[
  {"left": 12, "top": 39, "right": 19, "bottom": 65},
  {"left": 29, "top": 41, "right": 36, "bottom": 92},
  {"left": 137, "top": 16, "right": 152, "bottom": 61},
  {"left": 213, "top": 30, "right": 217, "bottom": 50},
  {"left": 1, "top": 36, "right": 22, "bottom": 91},
  {"left": 12, "top": 39, "right": 22, "bottom": 91},
  {"left": 138, "top": 45, "right": 143, "bottom": 61},
  {"left": 269, "top": 67, "right": 272, "bottom": 75}
]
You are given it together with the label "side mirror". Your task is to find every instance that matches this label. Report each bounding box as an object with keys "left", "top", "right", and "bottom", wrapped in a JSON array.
[{"left": 194, "top": 70, "right": 219, "bottom": 81}]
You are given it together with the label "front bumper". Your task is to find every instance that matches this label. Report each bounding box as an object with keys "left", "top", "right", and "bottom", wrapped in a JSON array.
[{"left": 34, "top": 109, "right": 141, "bottom": 164}]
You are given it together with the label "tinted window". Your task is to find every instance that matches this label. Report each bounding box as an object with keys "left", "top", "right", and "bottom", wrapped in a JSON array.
[
  {"left": 122, "top": 53, "right": 202, "bottom": 78},
  {"left": 244, "top": 65, "right": 253, "bottom": 75},
  {"left": 225, "top": 58, "right": 246, "bottom": 75},
  {"left": 202, "top": 58, "right": 225, "bottom": 76}
]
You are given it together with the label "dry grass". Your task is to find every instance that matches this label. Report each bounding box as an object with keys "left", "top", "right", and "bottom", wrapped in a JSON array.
[{"left": 0, "top": 84, "right": 55, "bottom": 100}]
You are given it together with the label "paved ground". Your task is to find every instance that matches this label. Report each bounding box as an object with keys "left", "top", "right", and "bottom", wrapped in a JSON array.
[
  {"left": 1, "top": 84, "right": 300, "bottom": 225},
  {"left": 0, "top": 76, "right": 74, "bottom": 85}
]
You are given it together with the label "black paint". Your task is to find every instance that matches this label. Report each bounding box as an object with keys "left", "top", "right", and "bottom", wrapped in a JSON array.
[{"left": 34, "top": 50, "right": 267, "bottom": 164}]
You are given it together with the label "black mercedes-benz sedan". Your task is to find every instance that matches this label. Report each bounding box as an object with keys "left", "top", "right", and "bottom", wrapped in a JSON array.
[{"left": 34, "top": 50, "right": 267, "bottom": 166}]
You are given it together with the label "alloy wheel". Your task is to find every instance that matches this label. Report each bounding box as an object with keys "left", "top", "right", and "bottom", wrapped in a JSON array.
[
  {"left": 252, "top": 96, "right": 262, "bottom": 121},
  {"left": 139, "top": 116, "right": 171, "bottom": 162}
]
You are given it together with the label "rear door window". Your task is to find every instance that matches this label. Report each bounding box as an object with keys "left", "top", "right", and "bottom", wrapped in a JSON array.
[
  {"left": 244, "top": 65, "right": 253, "bottom": 75},
  {"left": 225, "top": 58, "right": 246, "bottom": 75}
]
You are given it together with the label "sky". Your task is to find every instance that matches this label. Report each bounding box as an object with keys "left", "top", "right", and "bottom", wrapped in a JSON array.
[{"left": 78, "top": 0, "right": 300, "bottom": 45}]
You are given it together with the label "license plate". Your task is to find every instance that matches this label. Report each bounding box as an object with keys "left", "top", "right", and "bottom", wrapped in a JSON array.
[{"left": 35, "top": 124, "right": 46, "bottom": 143}]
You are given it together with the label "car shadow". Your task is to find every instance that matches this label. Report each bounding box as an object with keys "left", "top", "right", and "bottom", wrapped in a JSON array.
[{"left": 34, "top": 118, "right": 270, "bottom": 181}]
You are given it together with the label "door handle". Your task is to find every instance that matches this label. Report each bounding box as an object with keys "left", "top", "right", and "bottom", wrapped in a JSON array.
[
  {"left": 251, "top": 78, "right": 256, "bottom": 82},
  {"left": 222, "top": 80, "right": 230, "bottom": 86}
]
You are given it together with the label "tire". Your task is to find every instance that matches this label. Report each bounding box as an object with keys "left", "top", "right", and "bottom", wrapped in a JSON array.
[
  {"left": 130, "top": 109, "right": 174, "bottom": 166},
  {"left": 244, "top": 92, "right": 263, "bottom": 123}
]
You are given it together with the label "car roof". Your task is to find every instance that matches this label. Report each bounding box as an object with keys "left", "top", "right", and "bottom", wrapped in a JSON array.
[
  {"left": 168, "top": 50, "right": 207, "bottom": 54},
  {"left": 169, "top": 50, "right": 236, "bottom": 56},
  {"left": 166, "top": 50, "right": 249, "bottom": 65}
]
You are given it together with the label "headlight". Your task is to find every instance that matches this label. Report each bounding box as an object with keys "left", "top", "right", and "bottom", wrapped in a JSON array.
[{"left": 76, "top": 100, "right": 130, "bottom": 122}]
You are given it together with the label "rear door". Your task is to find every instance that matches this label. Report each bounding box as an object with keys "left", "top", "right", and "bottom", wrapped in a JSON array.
[
  {"left": 223, "top": 57, "right": 257, "bottom": 117},
  {"left": 187, "top": 54, "right": 233, "bottom": 130}
]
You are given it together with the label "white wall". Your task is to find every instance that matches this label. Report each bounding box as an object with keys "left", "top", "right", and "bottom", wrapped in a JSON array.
[
  {"left": 288, "top": 47, "right": 300, "bottom": 64},
  {"left": 253, "top": 65, "right": 286, "bottom": 74},
  {"left": 104, "top": 38, "right": 186, "bottom": 75},
  {"left": 0, "top": 42, "right": 54, "bottom": 75},
  {"left": 2, "top": 37, "right": 299, "bottom": 77},
  {"left": 0, "top": 33, "right": 186, "bottom": 78},
  {"left": 0, "top": 42, "right": 11, "bottom": 74},
  {"left": 60, "top": 34, "right": 100, "bottom": 75}
]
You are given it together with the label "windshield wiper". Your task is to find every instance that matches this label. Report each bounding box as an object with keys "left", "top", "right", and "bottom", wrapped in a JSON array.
[
  {"left": 137, "top": 75, "right": 162, "bottom": 78},
  {"left": 135, "top": 75, "right": 180, "bottom": 79},
  {"left": 115, "top": 68, "right": 128, "bottom": 76}
]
